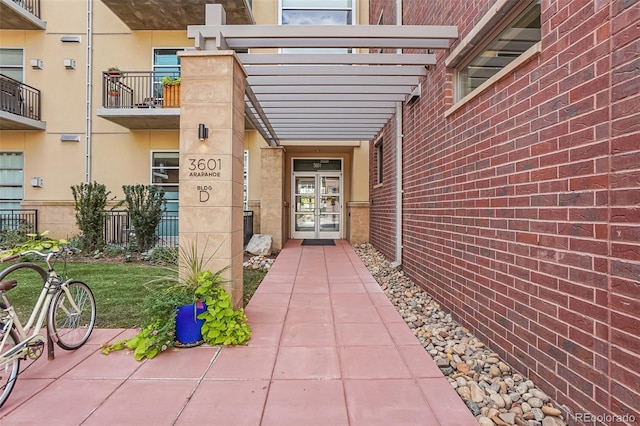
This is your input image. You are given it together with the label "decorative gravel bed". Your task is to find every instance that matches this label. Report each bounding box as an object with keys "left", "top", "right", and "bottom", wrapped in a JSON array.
[{"left": 354, "top": 243, "right": 569, "bottom": 426}]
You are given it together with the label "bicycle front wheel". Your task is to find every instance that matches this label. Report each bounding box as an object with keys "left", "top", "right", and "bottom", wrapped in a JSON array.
[
  {"left": 0, "top": 326, "right": 21, "bottom": 408},
  {"left": 48, "top": 280, "right": 96, "bottom": 350}
]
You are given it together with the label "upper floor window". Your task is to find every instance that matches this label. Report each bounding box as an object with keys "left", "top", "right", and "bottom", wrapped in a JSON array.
[
  {"left": 281, "top": 0, "right": 353, "bottom": 25},
  {"left": 454, "top": 0, "right": 541, "bottom": 100},
  {"left": 0, "top": 49, "right": 24, "bottom": 82},
  {"left": 153, "top": 48, "right": 184, "bottom": 98},
  {"left": 280, "top": 0, "right": 354, "bottom": 54}
]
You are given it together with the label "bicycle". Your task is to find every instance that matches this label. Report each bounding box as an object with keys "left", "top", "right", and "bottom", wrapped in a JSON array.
[{"left": 0, "top": 249, "right": 96, "bottom": 408}]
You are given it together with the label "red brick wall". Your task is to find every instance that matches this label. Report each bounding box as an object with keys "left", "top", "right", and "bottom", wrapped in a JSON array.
[
  {"left": 370, "top": 122, "right": 397, "bottom": 261},
  {"left": 369, "top": 0, "right": 640, "bottom": 423}
]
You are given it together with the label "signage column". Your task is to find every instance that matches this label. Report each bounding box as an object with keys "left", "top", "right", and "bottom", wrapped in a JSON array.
[{"left": 178, "top": 50, "right": 246, "bottom": 308}]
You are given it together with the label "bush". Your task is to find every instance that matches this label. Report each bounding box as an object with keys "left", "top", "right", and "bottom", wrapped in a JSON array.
[
  {"left": 122, "top": 185, "right": 165, "bottom": 252},
  {"left": 71, "top": 181, "right": 114, "bottom": 253},
  {"left": 0, "top": 223, "right": 33, "bottom": 249}
]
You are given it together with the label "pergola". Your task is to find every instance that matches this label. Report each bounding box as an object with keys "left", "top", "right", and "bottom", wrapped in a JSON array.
[{"left": 188, "top": 5, "right": 458, "bottom": 145}]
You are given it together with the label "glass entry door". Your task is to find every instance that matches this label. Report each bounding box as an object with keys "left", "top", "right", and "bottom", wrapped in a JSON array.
[{"left": 292, "top": 173, "right": 342, "bottom": 239}]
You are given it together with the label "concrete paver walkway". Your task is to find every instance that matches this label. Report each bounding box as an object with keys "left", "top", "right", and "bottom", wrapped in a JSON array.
[{"left": 0, "top": 239, "right": 476, "bottom": 425}]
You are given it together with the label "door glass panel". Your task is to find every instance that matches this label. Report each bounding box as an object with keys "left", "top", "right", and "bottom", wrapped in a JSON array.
[
  {"left": 319, "top": 215, "right": 340, "bottom": 232},
  {"left": 295, "top": 195, "right": 315, "bottom": 212},
  {"left": 320, "top": 176, "right": 340, "bottom": 194},
  {"left": 295, "top": 214, "right": 315, "bottom": 232},
  {"left": 296, "top": 176, "right": 315, "bottom": 194}
]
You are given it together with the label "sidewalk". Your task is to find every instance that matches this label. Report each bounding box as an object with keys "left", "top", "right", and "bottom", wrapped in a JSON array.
[{"left": 0, "top": 239, "right": 476, "bottom": 425}]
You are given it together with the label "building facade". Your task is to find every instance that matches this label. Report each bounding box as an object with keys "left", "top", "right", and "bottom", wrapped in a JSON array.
[
  {"left": 369, "top": 0, "right": 639, "bottom": 423},
  {"left": 0, "top": 0, "right": 372, "bottom": 251},
  {"left": 2, "top": 0, "right": 639, "bottom": 423}
]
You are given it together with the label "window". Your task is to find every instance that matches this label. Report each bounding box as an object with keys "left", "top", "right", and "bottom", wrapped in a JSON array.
[
  {"left": 0, "top": 49, "right": 24, "bottom": 82},
  {"left": 375, "top": 139, "right": 383, "bottom": 185},
  {"left": 0, "top": 152, "right": 24, "bottom": 210},
  {"left": 280, "top": 0, "right": 354, "bottom": 54},
  {"left": 153, "top": 48, "right": 183, "bottom": 99},
  {"left": 456, "top": 0, "right": 541, "bottom": 100},
  {"left": 151, "top": 151, "right": 179, "bottom": 241}
]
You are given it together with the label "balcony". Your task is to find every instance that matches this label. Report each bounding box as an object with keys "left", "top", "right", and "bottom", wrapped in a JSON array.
[
  {"left": 100, "top": 0, "right": 254, "bottom": 30},
  {"left": 96, "top": 70, "right": 180, "bottom": 130},
  {"left": 0, "top": 0, "right": 45, "bottom": 29},
  {"left": 0, "top": 74, "right": 45, "bottom": 130}
]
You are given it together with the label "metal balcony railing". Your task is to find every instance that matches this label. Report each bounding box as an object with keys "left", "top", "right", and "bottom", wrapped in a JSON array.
[
  {"left": 0, "top": 74, "right": 41, "bottom": 121},
  {"left": 11, "top": 0, "right": 40, "bottom": 18},
  {"left": 101, "top": 70, "right": 181, "bottom": 109}
]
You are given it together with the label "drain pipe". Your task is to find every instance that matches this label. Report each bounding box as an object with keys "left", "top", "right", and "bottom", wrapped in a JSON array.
[
  {"left": 84, "top": 0, "right": 93, "bottom": 182},
  {"left": 391, "top": 0, "right": 403, "bottom": 268}
]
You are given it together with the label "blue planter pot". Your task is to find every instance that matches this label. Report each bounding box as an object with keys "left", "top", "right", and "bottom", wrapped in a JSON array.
[{"left": 175, "top": 301, "right": 206, "bottom": 346}]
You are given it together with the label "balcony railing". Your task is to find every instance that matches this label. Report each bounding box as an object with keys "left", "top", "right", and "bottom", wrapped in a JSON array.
[
  {"left": 11, "top": 0, "right": 40, "bottom": 18},
  {"left": 0, "top": 74, "right": 41, "bottom": 121},
  {"left": 102, "top": 71, "right": 181, "bottom": 109}
]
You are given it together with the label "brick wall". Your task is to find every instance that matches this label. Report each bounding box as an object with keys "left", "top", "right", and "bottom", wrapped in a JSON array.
[
  {"left": 369, "top": 0, "right": 639, "bottom": 423},
  {"left": 370, "top": 121, "right": 398, "bottom": 261}
]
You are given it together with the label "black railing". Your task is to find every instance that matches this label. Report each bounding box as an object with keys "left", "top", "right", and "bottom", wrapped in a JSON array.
[
  {"left": 0, "top": 74, "right": 41, "bottom": 121},
  {"left": 0, "top": 209, "right": 38, "bottom": 236},
  {"left": 11, "top": 0, "right": 40, "bottom": 18},
  {"left": 104, "top": 210, "right": 130, "bottom": 245},
  {"left": 104, "top": 210, "right": 254, "bottom": 248},
  {"left": 101, "top": 71, "right": 181, "bottom": 109},
  {"left": 244, "top": 210, "right": 254, "bottom": 246}
]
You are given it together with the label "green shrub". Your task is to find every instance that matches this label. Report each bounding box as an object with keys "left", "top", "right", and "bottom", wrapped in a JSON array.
[
  {"left": 0, "top": 223, "right": 33, "bottom": 249},
  {"left": 71, "top": 181, "right": 114, "bottom": 253},
  {"left": 122, "top": 185, "right": 165, "bottom": 252},
  {"left": 147, "top": 246, "right": 178, "bottom": 265}
]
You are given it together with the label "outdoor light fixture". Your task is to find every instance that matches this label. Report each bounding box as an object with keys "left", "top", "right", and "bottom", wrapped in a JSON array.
[
  {"left": 30, "top": 59, "right": 43, "bottom": 69},
  {"left": 198, "top": 123, "right": 209, "bottom": 141},
  {"left": 60, "top": 35, "right": 81, "bottom": 42},
  {"left": 60, "top": 134, "right": 81, "bottom": 142}
]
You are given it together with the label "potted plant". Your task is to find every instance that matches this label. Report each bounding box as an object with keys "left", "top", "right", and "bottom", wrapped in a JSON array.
[
  {"left": 101, "top": 240, "right": 251, "bottom": 360},
  {"left": 107, "top": 66, "right": 122, "bottom": 81},
  {"left": 161, "top": 75, "right": 181, "bottom": 108}
]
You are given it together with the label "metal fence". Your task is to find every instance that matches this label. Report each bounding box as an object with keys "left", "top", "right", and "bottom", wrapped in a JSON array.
[
  {"left": 244, "top": 210, "right": 254, "bottom": 246},
  {"left": 0, "top": 209, "right": 38, "bottom": 239},
  {"left": 104, "top": 210, "right": 254, "bottom": 248}
]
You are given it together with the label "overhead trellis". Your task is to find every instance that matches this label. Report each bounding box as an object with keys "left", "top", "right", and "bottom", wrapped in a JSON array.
[{"left": 188, "top": 10, "right": 458, "bottom": 145}]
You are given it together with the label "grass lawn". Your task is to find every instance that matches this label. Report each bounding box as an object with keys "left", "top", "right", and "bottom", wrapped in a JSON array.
[{"left": 1, "top": 261, "right": 267, "bottom": 329}]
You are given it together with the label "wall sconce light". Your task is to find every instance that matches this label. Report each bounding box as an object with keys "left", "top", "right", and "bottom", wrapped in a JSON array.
[
  {"left": 198, "top": 123, "right": 209, "bottom": 141},
  {"left": 60, "top": 35, "right": 81, "bottom": 42},
  {"left": 30, "top": 59, "right": 43, "bottom": 69},
  {"left": 60, "top": 134, "right": 81, "bottom": 142},
  {"left": 64, "top": 59, "right": 76, "bottom": 69}
]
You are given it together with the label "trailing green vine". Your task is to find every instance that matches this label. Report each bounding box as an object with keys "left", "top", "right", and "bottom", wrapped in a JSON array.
[
  {"left": 196, "top": 271, "right": 252, "bottom": 346},
  {"left": 101, "top": 267, "right": 251, "bottom": 360}
]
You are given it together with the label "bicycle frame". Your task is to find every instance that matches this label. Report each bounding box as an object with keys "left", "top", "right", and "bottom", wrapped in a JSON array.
[{"left": 0, "top": 255, "right": 80, "bottom": 366}]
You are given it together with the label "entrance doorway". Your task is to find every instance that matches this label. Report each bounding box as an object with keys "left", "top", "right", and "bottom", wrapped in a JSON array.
[{"left": 292, "top": 159, "right": 342, "bottom": 240}]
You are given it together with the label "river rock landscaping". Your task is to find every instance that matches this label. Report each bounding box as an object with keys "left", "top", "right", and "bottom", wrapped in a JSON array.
[{"left": 354, "top": 243, "right": 569, "bottom": 426}]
